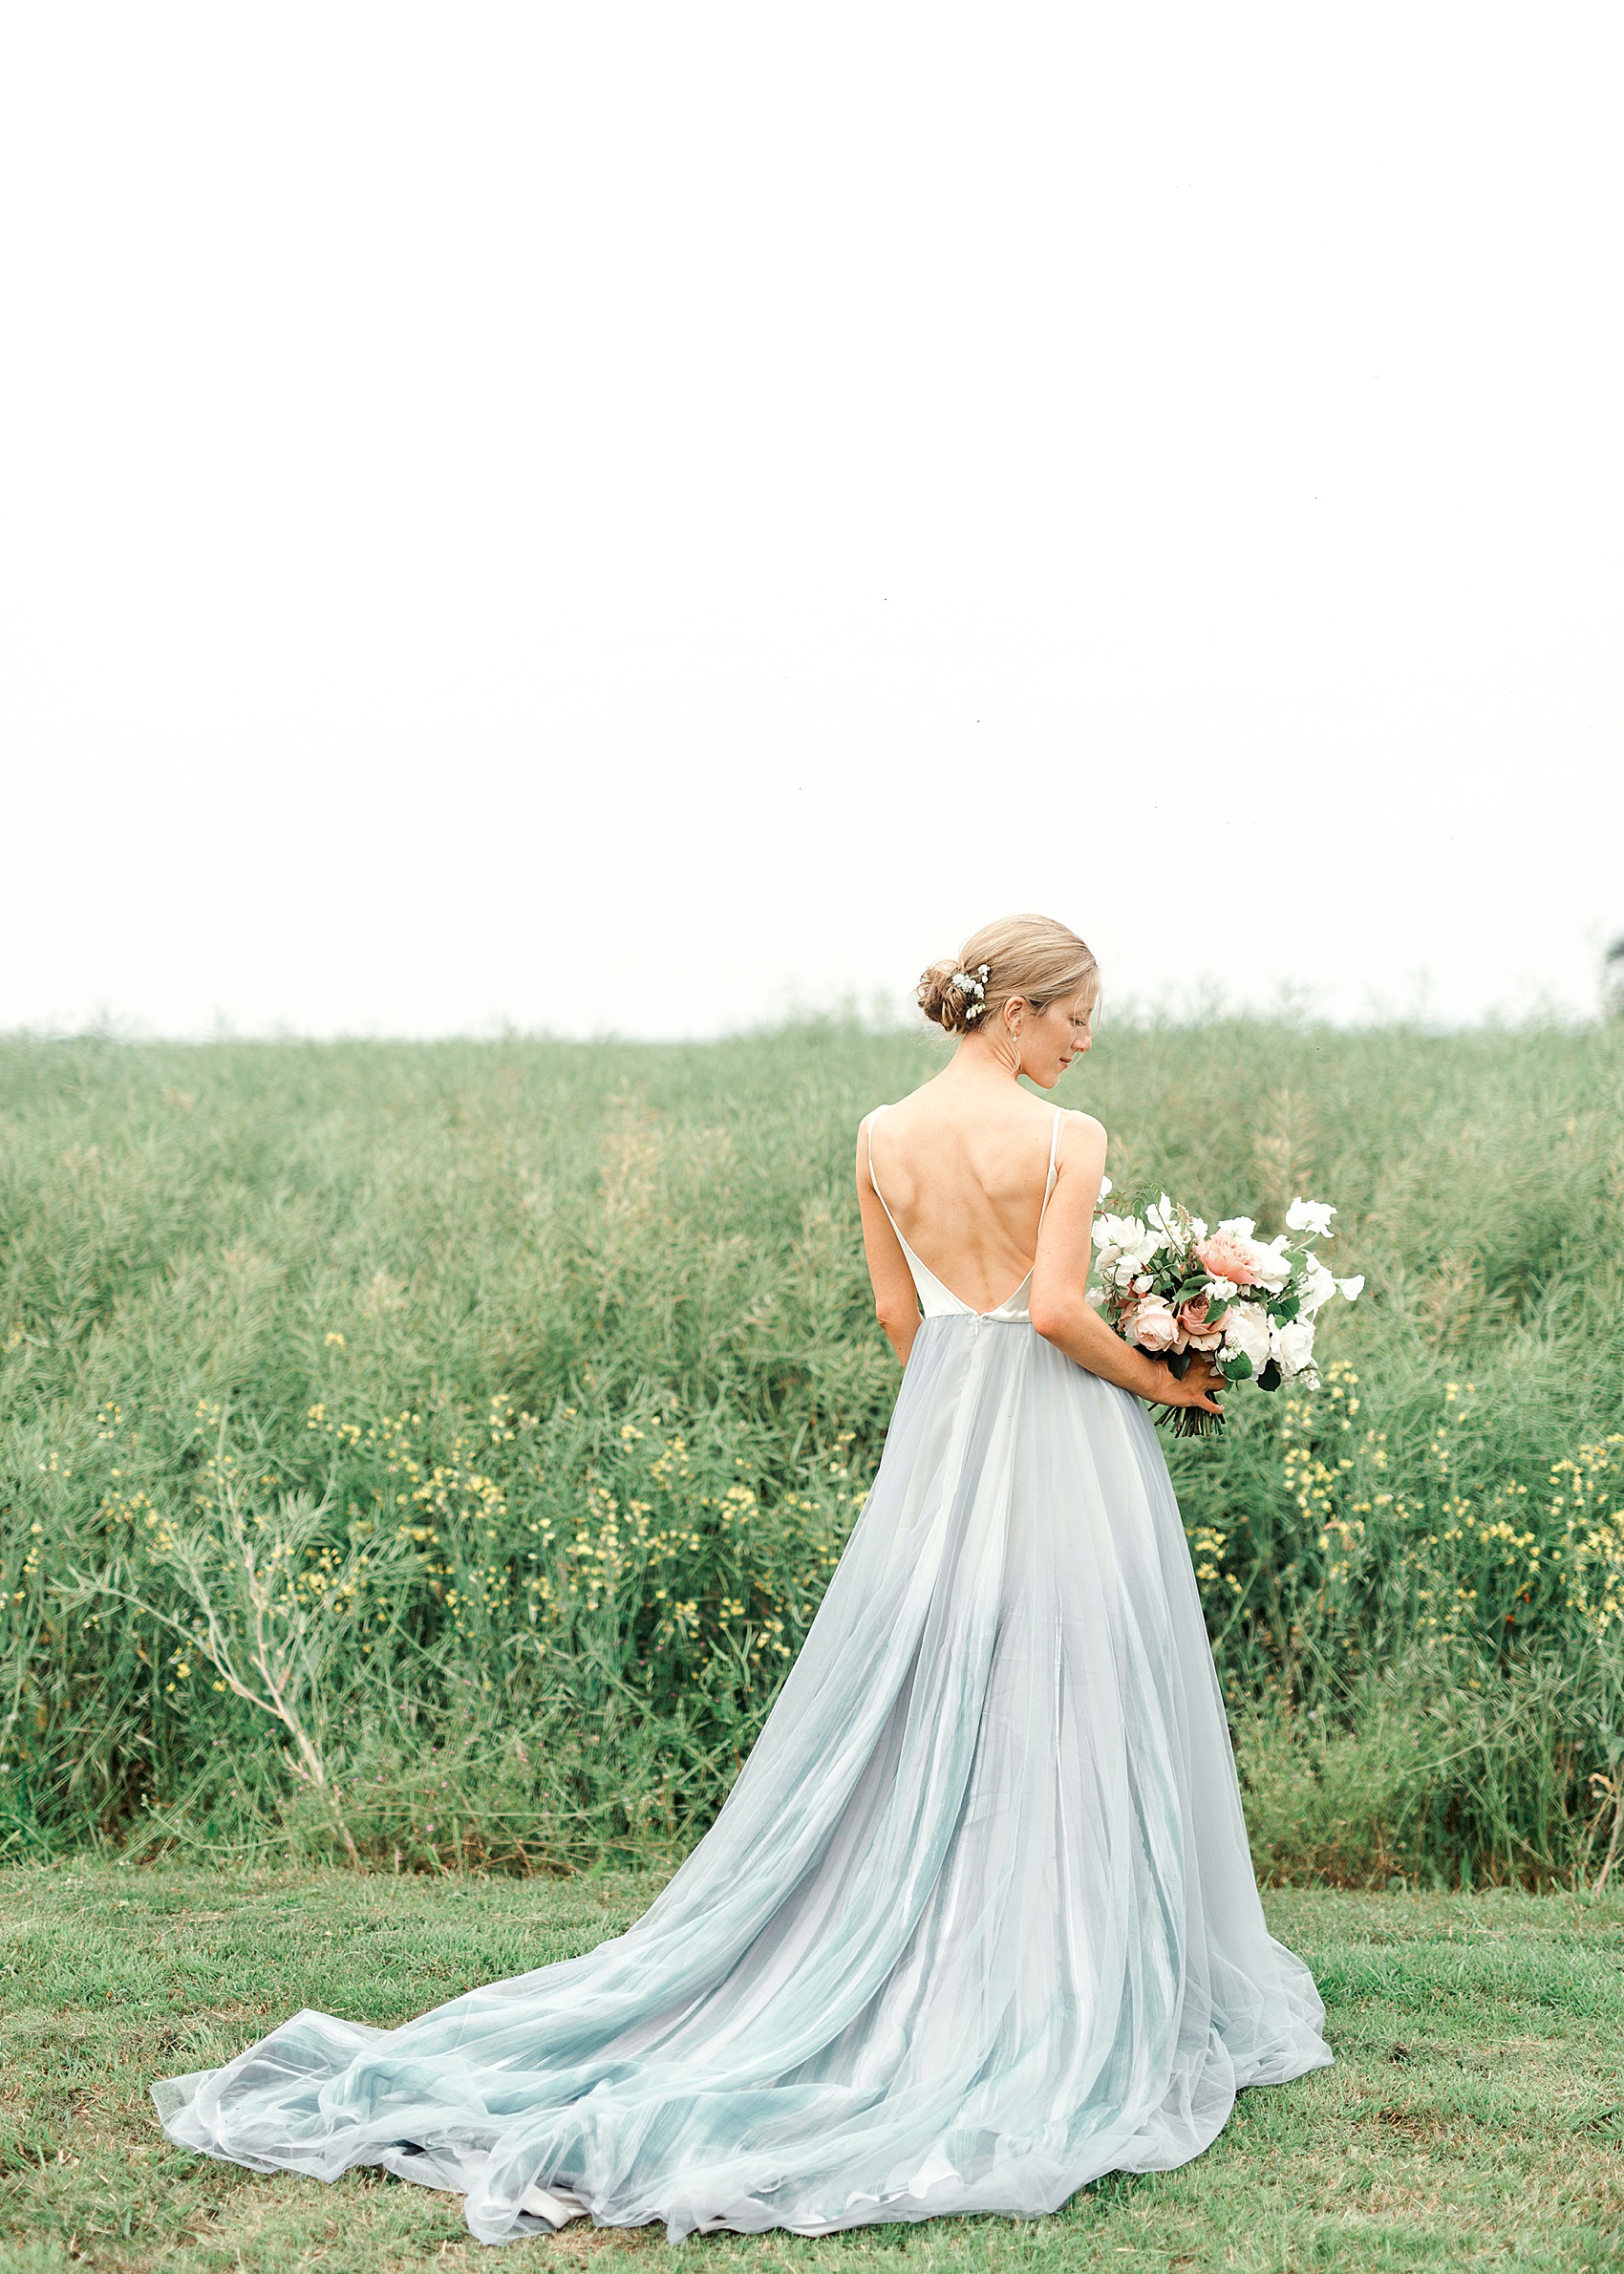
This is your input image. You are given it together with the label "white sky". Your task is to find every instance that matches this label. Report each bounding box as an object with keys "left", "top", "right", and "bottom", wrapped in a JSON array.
[{"left": 3, "top": 4, "right": 1620, "bottom": 1040}]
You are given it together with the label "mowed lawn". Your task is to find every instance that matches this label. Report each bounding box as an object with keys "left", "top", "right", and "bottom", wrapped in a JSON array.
[{"left": 5, "top": 1868, "right": 1624, "bottom": 2274}]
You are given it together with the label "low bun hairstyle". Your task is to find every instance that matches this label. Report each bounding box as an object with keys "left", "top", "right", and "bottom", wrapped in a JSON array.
[{"left": 917, "top": 914, "right": 1099, "bottom": 1037}]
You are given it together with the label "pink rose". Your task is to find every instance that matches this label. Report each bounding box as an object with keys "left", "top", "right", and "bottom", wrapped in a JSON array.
[
  {"left": 1176, "top": 1296, "right": 1225, "bottom": 1353},
  {"left": 1123, "top": 1294, "right": 1179, "bottom": 1352},
  {"left": 1197, "top": 1233, "right": 1257, "bottom": 1288}
]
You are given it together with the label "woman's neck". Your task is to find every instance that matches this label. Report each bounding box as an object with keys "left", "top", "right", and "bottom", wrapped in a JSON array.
[{"left": 939, "top": 1038, "right": 1020, "bottom": 1091}]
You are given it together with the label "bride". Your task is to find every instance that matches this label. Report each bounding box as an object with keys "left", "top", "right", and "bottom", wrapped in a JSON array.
[{"left": 155, "top": 913, "right": 1331, "bottom": 2243}]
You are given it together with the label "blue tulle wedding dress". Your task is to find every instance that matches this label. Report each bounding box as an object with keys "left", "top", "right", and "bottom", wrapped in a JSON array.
[{"left": 154, "top": 1105, "right": 1331, "bottom": 2243}]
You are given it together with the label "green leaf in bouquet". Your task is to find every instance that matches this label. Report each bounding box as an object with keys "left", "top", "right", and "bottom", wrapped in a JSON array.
[
  {"left": 1165, "top": 1348, "right": 1193, "bottom": 1381},
  {"left": 1271, "top": 1293, "right": 1300, "bottom": 1323},
  {"left": 1256, "top": 1359, "right": 1282, "bottom": 1392},
  {"left": 1220, "top": 1351, "right": 1252, "bottom": 1381}
]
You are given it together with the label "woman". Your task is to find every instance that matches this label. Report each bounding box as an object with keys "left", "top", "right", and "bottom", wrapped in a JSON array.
[{"left": 155, "top": 913, "right": 1330, "bottom": 2243}]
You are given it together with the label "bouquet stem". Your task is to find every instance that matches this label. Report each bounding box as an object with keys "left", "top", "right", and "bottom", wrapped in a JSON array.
[{"left": 1165, "top": 1405, "right": 1225, "bottom": 1438}]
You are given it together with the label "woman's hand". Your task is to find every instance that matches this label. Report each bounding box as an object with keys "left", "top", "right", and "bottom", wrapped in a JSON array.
[{"left": 1155, "top": 1355, "right": 1224, "bottom": 1417}]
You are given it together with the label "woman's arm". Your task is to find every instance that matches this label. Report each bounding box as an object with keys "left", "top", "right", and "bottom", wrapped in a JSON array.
[
  {"left": 1027, "top": 1114, "right": 1223, "bottom": 1417},
  {"left": 855, "top": 1116, "right": 922, "bottom": 1366}
]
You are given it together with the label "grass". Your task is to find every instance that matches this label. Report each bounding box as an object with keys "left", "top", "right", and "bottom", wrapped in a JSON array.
[
  {"left": 6, "top": 1864, "right": 1624, "bottom": 2271},
  {"left": 4, "top": 1015, "right": 1624, "bottom": 1880}
]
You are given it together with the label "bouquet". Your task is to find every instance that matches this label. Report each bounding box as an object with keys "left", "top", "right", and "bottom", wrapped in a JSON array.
[{"left": 1091, "top": 1181, "right": 1364, "bottom": 1435}]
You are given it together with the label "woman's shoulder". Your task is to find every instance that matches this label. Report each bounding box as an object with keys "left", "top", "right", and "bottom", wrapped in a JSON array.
[
  {"left": 857, "top": 1082, "right": 931, "bottom": 1137},
  {"left": 1055, "top": 1106, "right": 1108, "bottom": 1165}
]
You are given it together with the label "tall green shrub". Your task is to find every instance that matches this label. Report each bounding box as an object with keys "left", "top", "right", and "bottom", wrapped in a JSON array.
[{"left": 3, "top": 1016, "right": 1622, "bottom": 1881}]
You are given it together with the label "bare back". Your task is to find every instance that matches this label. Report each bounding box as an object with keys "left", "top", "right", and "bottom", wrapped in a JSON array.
[{"left": 865, "top": 1085, "right": 1084, "bottom": 1315}]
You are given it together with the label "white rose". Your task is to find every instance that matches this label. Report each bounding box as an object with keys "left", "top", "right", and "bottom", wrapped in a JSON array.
[
  {"left": 1286, "top": 1197, "right": 1336, "bottom": 1239},
  {"left": 1222, "top": 1302, "right": 1272, "bottom": 1372},
  {"left": 1216, "top": 1216, "right": 1256, "bottom": 1241},
  {"left": 1336, "top": 1274, "right": 1365, "bottom": 1302},
  {"left": 1299, "top": 1255, "right": 1337, "bottom": 1316},
  {"left": 1271, "top": 1317, "right": 1317, "bottom": 1381}
]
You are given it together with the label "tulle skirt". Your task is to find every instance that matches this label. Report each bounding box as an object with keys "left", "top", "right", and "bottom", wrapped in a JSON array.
[{"left": 154, "top": 1317, "right": 1331, "bottom": 2242}]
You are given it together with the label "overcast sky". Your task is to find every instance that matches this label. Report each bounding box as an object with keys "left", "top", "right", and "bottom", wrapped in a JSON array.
[{"left": 3, "top": 4, "right": 1620, "bottom": 1040}]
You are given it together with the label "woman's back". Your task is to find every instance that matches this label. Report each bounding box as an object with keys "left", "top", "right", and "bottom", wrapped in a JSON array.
[{"left": 865, "top": 1084, "right": 1083, "bottom": 1316}]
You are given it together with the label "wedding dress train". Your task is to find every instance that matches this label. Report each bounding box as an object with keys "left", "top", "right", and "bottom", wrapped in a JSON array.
[{"left": 154, "top": 1105, "right": 1331, "bottom": 2242}]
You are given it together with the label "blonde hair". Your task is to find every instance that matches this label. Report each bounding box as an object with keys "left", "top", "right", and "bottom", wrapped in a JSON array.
[{"left": 916, "top": 913, "right": 1099, "bottom": 1037}]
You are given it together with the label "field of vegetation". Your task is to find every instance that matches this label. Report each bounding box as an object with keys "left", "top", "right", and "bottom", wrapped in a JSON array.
[{"left": 3, "top": 1016, "right": 1623, "bottom": 1886}]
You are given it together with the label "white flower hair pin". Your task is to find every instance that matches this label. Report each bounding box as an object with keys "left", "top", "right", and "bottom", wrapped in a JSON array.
[{"left": 952, "top": 964, "right": 992, "bottom": 1022}]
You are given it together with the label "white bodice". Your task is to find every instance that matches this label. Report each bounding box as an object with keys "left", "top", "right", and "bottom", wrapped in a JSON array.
[{"left": 865, "top": 1104, "right": 1061, "bottom": 1324}]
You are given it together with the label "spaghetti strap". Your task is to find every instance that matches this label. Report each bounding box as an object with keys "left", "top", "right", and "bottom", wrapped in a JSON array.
[
  {"left": 865, "top": 1105, "right": 886, "bottom": 1188},
  {"left": 1036, "top": 1106, "right": 1064, "bottom": 1233},
  {"left": 865, "top": 1106, "right": 903, "bottom": 1238}
]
